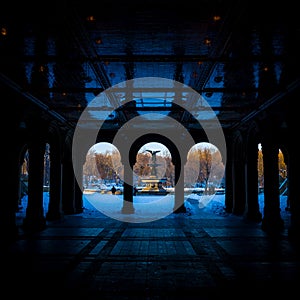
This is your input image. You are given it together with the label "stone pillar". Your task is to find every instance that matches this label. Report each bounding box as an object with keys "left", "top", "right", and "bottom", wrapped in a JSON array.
[
  {"left": 62, "top": 159, "right": 76, "bottom": 214},
  {"left": 122, "top": 166, "right": 135, "bottom": 214},
  {"left": 2, "top": 145, "right": 19, "bottom": 240},
  {"left": 173, "top": 151, "right": 187, "bottom": 213},
  {"left": 46, "top": 144, "right": 63, "bottom": 221},
  {"left": 118, "top": 140, "right": 135, "bottom": 214},
  {"left": 173, "top": 162, "right": 186, "bottom": 213},
  {"left": 73, "top": 157, "right": 84, "bottom": 214},
  {"left": 287, "top": 145, "right": 300, "bottom": 240},
  {"left": 245, "top": 141, "right": 262, "bottom": 222},
  {"left": 224, "top": 137, "right": 233, "bottom": 213},
  {"left": 23, "top": 139, "right": 46, "bottom": 231},
  {"left": 261, "top": 141, "right": 284, "bottom": 232},
  {"left": 232, "top": 138, "right": 246, "bottom": 215}
]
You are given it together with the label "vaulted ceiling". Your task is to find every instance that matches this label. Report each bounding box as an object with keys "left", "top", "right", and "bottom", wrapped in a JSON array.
[{"left": 1, "top": 0, "right": 299, "bottom": 136}]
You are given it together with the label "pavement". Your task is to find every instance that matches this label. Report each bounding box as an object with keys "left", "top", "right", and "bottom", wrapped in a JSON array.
[{"left": 2, "top": 194, "right": 300, "bottom": 299}]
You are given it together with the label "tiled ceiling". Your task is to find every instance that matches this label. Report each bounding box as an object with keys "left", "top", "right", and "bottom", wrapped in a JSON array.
[{"left": 1, "top": 0, "right": 299, "bottom": 133}]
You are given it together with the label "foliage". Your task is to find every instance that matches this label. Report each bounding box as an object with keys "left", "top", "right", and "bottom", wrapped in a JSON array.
[
  {"left": 82, "top": 143, "right": 288, "bottom": 189},
  {"left": 185, "top": 146, "right": 225, "bottom": 189},
  {"left": 257, "top": 148, "right": 287, "bottom": 188}
]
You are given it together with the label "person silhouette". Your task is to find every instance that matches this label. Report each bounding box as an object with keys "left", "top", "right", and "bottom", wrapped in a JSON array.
[{"left": 111, "top": 185, "right": 116, "bottom": 195}]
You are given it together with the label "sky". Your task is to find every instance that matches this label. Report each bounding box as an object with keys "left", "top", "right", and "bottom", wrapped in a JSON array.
[
  {"left": 91, "top": 142, "right": 118, "bottom": 154},
  {"left": 91, "top": 142, "right": 170, "bottom": 155},
  {"left": 90, "top": 141, "right": 218, "bottom": 156}
]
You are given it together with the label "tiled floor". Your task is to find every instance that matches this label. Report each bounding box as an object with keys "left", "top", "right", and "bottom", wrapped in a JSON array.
[{"left": 3, "top": 196, "right": 300, "bottom": 299}]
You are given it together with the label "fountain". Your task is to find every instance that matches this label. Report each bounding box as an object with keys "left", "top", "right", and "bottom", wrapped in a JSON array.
[{"left": 139, "top": 149, "right": 168, "bottom": 195}]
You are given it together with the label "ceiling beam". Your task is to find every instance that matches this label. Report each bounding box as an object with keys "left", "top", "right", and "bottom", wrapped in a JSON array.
[
  {"left": 12, "top": 54, "right": 287, "bottom": 63},
  {"left": 18, "top": 87, "right": 261, "bottom": 94},
  {"left": 230, "top": 78, "right": 300, "bottom": 130},
  {"left": 0, "top": 72, "right": 74, "bottom": 128}
]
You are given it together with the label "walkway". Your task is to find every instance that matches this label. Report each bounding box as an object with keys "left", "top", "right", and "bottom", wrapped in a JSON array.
[{"left": 3, "top": 193, "right": 299, "bottom": 299}]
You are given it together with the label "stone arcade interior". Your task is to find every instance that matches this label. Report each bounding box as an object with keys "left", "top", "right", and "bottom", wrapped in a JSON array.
[{"left": 2, "top": 0, "right": 300, "bottom": 298}]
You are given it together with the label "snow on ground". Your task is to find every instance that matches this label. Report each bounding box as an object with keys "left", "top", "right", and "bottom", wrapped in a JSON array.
[{"left": 17, "top": 191, "right": 290, "bottom": 224}]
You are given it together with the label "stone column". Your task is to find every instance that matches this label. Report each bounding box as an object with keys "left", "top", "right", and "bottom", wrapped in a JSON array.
[
  {"left": 62, "top": 159, "right": 76, "bottom": 214},
  {"left": 46, "top": 144, "right": 63, "bottom": 220},
  {"left": 23, "top": 139, "right": 46, "bottom": 231},
  {"left": 73, "top": 157, "right": 84, "bottom": 214},
  {"left": 2, "top": 145, "right": 19, "bottom": 240},
  {"left": 173, "top": 147, "right": 187, "bottom": 214},
  {"left": 114, "top": 138, "right": 135, "bottom": 214},
  {"left": 121, "top": 166, "right": 135, "bottom": 214},
  {"left": 261, "top": 141, "right": 284, "bottom": 232},
  {"left": 224, "top": 136, "right": 233, "bottom": 213},
  {"left": 173, "top": 161, "right": 186, "bottom": 213},
  {"left": 287, "top": 144, "right": 300, "bottom": 240},
  {"left": 232, "top": 138, "right": 246, "bottom": 215},
  {"left": 245, "top": 141, "right": 262, "bottom": 222}
]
